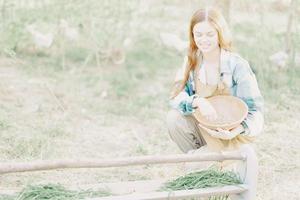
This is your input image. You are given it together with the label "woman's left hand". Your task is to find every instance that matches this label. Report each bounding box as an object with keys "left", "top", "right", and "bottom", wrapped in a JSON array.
[{"left": 198, "top": 123, "right": 241, "bottom": 140}]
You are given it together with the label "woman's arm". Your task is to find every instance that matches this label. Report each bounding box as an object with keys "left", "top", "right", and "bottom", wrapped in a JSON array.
[
  {"left": 169, "top": 56, "right": 196, "bottom": 115},
  {"left": 233, "top": 58, "right": 264, "bottom": 137},
  {"left": 169, "top": 79, "right": 197, "bottom": 115}
]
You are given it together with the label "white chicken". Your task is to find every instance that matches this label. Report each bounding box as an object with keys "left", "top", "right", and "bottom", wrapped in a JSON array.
[
  {"left": 26, "top": 24, "right": 53, "bottom": 48},
  {"left": 269, "top": 51, "right": 289, "bottom": 70},
  {"left": 59, "top": 19, "right": 79, "bottom": 41}
]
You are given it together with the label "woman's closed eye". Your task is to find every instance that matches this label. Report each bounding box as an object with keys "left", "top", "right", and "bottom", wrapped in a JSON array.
[
  {"left": 207, "top": 32, "right": 215, "bottom": 37},
  {"left": 194, "top": 32, "right": 216, "bottom": 37}
]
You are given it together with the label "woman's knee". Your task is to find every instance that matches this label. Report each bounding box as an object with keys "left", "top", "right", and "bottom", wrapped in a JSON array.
[
  {"left": 166, "top": 109, "right": 196, "bottom": 128},
  {"left": 166, "top": 109, "right": 183, "bottom": 129},
  {"left": 166, "top": 109, "right": 200, "bottom": 152}
]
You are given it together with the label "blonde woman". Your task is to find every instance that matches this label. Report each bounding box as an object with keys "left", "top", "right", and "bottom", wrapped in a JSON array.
[{"left": 166, "top": 7, "right": 264, "bottom": 154}]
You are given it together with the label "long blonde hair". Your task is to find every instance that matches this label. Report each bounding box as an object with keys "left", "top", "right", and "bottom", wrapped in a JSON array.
[{"left": 170, "top": 7, "right": 233, "bottom": 99}]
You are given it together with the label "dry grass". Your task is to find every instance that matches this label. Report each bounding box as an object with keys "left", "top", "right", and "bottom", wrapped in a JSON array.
[{"left": 0, "top": 0, "right": 299, "bottom": 199}]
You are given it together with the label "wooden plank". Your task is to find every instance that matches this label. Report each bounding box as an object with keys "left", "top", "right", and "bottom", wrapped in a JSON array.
[
  {"left": 81, "top": 179, "right": 167, "bottom": 195},
  {"left": 0, "top": 179, "right": 167, "bottom": 197},
  {"left": 0, "top": 152, "right": 245, "bottom": 174},
  {"left": 86, "top": 185, "right": 247, "bottom": 200}
]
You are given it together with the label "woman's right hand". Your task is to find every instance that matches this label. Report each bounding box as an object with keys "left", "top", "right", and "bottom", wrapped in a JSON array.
[{"left": 192, "top": 97, "right": 217, "bottom": 121}]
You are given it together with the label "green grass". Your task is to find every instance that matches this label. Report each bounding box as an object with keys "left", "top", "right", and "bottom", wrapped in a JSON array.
[
  {"left": 0, "top": 1, "right": 299, "bottom": 199},
  {"left": 0, "top": 119, "right": 10, "bottom": 130},
  {"left": 5, "top": 136, "right": 47, "bottom": 159},
  {"left": 0, "top": 184, "right": 111, "bottom": 200}
]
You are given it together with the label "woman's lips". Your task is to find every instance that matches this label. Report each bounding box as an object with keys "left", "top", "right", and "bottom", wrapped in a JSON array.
[{"left": 201, "top": 45, "right": 210, "bottom": 48}]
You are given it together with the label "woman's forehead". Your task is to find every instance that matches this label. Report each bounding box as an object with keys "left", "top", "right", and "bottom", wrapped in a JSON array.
[{"left": 193, "top": 21, "right": 216, "bottom": 33}]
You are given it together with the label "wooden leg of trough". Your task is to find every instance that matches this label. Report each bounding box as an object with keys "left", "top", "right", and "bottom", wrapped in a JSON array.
[{"left": 230, "top": 144, "right": 258, "bottom": 200}]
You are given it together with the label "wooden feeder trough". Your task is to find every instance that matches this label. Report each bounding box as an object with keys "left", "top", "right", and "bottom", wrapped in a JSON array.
[{"left": 0, "top": 145, "right": 258, "bottom": 200}]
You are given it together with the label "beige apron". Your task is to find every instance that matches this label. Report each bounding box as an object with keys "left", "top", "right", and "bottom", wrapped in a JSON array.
[{"left": 192, "top": 64, "right": 254, "bottom": 152}]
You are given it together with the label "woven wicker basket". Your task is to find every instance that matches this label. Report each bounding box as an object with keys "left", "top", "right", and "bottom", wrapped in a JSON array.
[{"left": 193, "top": 95, "right": 248, "bottom": 130}]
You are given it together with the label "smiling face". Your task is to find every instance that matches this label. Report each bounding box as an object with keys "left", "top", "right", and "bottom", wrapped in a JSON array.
[{"left": 192, "top": 21, "right": 219, "bottom": 53}]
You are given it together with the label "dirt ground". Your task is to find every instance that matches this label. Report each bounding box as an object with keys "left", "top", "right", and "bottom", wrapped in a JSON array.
[{"left": 0, "top": 56, "right": 299, "bottom": 199}]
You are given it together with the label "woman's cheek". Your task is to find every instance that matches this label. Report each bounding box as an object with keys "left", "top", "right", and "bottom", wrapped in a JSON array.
[
  {"left": 195, "top": 38, "right": 204, "bottom": 47},
  {"left": 194, "top": 40, "right": 201, "bottom": 48},
  {"left": 212, "top": 36, "right": 219, "bottom": 46},
  {"left": 208, "top": 36, "right": 218, "bottom": 44}
]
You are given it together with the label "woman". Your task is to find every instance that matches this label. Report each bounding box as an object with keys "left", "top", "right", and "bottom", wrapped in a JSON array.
[{"left": 166, "top": 7, "right": 264, "bottom": 154}]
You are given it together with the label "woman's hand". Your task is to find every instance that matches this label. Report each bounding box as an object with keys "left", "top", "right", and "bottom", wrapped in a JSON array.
[
  {"left": 198, "top": 123, "right": 243, "bottom": 140},
  {"left": 192, "top": 97, "right": 217, "bottom": 121}
]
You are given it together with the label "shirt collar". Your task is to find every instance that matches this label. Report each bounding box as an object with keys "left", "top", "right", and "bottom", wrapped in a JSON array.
[{"left": 220, "top": 48, "right": 232, "bottom": 74}]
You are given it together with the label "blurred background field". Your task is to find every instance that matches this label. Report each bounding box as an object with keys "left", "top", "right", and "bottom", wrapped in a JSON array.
[{"left": 0, "top": 0, "right": 299, "bottom": 199}]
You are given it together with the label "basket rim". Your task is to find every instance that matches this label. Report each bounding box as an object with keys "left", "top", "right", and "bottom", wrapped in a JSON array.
[{"left": 193, "top": 95, "right": 248, "bottom": 129}]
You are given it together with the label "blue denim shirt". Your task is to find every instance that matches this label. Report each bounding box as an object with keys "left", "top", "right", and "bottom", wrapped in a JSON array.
[{"left": 169, "top": 49, "right": 264, "bottom": 137}]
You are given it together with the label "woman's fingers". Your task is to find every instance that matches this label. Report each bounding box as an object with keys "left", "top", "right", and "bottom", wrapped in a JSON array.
[
  {"left": 197, "top": 123, "right": 219, "bottom": 137},
  {"left": 197, "top": 123, "right": 212, "bottom": 132},
  {"left": 197, "top": 124, "right": 235, "bottom": 140},
  {"left": 216, "top": 127, "right": 225, "bottom": 132},
  {"left": 217, "top": 128, "right": 231, "bottom": 135}
]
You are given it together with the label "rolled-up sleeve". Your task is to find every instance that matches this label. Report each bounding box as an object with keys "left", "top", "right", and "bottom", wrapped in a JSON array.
[
  {"left": 169, "top": 82, "right": 195, "bottom": 115},
  {"left": 233, "top": 59, "right": 264, "bottom": 137}
]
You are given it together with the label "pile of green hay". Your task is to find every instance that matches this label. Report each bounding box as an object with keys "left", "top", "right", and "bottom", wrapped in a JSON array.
[
  {"left": 0, "top": 184, "right": 111, "bottom": 200},
  {"left": 160, "top": 168, "right": 242, "bottom": 200}
]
